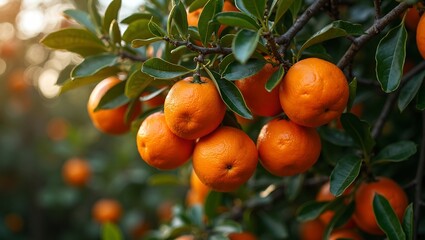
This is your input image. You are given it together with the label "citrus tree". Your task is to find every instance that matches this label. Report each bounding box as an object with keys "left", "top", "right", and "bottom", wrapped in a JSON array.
[{"left": 40, "top": 0, "right": 425, "bottom": 239}]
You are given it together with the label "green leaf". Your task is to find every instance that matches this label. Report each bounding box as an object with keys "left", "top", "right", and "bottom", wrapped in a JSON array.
[
  {"left": 40, "top": 28, "right": 106, "bottom": 57},
  {"left": 148, "top": 174, "right": 182, "bottom": 186},
  {"left": 88, "top": 0, "right": 102, "bottom": 31},
  {"left": 289, "top": 0, "right": 302, "bottom": 20},
  {"left": 258, "top": 212, "right": 288, "bottom": 238},
  {"left": 189, "top": 0, "right": 208, "bottom": 12},
  {"left": 375, "top": 22, "right": 407, "bottom": 93},
  {"left": 317, "top": 127, "right": 355, "bottom": 147},
  {"left": 417, "top": 82, "right": 425, "bottom": 110},
  {"left": 102, "top": 222, "right": 123, "bottom": 240},
  {"left": 122, "top": 19, "right": 155, "bottom": 43},
  {"left": 398, "top": 69, "right": 425, "bottom": 112},
  {"left": 148, "top": 19, "right": 167, "bottom": 37},
  {"left": 141, "top": 58, "right": 193, "bottom": 79},
  {"left": 322, "top": 202, "right": 355, "bottom": 239},
  {"left": 232, "top": 29, "right": 260, "bottom": 64},
  {"left": 373, "top": 194, "right": 406, "bottom": 240},
  {"left": 216, "top": 12, "right": 260, "bottom": 31},
  {"left": 372, "top": 141, "right": 417, "bottom": 164},
  {"left": 402, "top": 204, "right": 413, "bottom": 240},
  {"left": 103, "top": 0, "right": 121, "bottom": 34},
  {"left": 284, "top": 174, "right": 304, "bottom": 201},
  {"left": 60, "top": 67, "right": 120, "bottom": 93},
  {"left": 170, "top": 1, "right": 188, "bottom": 37},
  {"left": 95, "top": 80, "right": 128, "bottom": 111},
  {"left": 71, "top": 53, "right": 118, "bottom": 79},
  {"left": 347, "top": 78, "right": 357, "bottom": 112},
  {"left": 298, "top": 21, "right": 364, "bottom": 59},
  {"left": 125, "top": 71, "right": 154, "bottom": 99},
  {"left": 296, "top": 201, "right": 328, "bottom": 221},
  {"left": 204, "top": 68, "right": 253, "bottom": 119},
  {"left": 63, "top": 9, "right": 97, "bottom": 33},
  {"left": 272, "top": 0, "right": 295, "bottom": 27},
  {"left": 121, "top": 13, "right": 154, "bottom": 24},
  {"left": 222, "top": 58, "right": 266, "bottom": 80},
  {"left": 214, "top": 220, "right": 242, "bottom": 234},
  {"left": 187, "top": 205, "right": 203, "bottom": 227},
  {"left": 330, "top": 154, "right": 362, "bottom": 197},
  {"left": 265, "top": 65, "right": 284, "bottom": 92},
  {"left": 131, "top": 37, "right": 163, "bottom": 48},
  {"left": 204, "top": 191, "right": 222, "bottom": 219},
  {"left": 340, "top": 113, "right": 375, "bottom": 154},
  {"left": 234, "top": 0, "right": 266, "bottom": 20},
  {"left": 109, "top": 20, "right": 121, "bottom": 47},
  {"left": 198, "top": 0, "right": 223, "bottom": 45}
]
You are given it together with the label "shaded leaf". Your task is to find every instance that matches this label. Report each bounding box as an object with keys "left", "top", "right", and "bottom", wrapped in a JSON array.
[
  {"left": 417, "top": 83, "right": 425, "bottom": 110},
  {"left": 60, "top": 67, "right": 120, "bottom": 93},
  {"left": 272, "top": 0, "right": 295, "bottom": 26},
  {"left": 216, "top": 11, "right": 260, "bottom": 31},
  {"left": 204, "top": 191, "right": 222, "bottom": 219},
  {"left": 148, "top": 19, "right": 167, "bottom": 37},
  {"left": 296, "top": 201, "right": 328, "bottom": 221},
  {"left": 372, "top": 141, "right": 416, "bottom": 164},
  {"left": 88, "top": 0, "right": 102, "bottom": 30},
  {"left": 63, "top": 9, "right": 97, "bottom": 33},
  {"left": 322, "top": 202, "right": 355, "bottom": 239},
  {"left": 170, "top": 1, "right": 188, "bottom": 37},
  {"left": 347, "top": 78, "right": 357, "bottom": 111},
  {"left": 232, "top": 29, "right": 260, "bottom": 64},
  {"left": 398, "top": 69, "right": 425, "bottom": 112},
  {"left": 373, "top": 194, "right": 406, "bottom": 240},
  {"left": 141, "top": 58, "right": 193, "bottom": 79},
  {"left": 330, "top": 154, "right": 362, "bottom": 197},
  {"left": 402, "top": 204, "right": 413, "bottom": 240},
  {"left": 198, "top": 0, "right": 223, "bottom": 45},
  {"left": 375, "top": 22, "right": 407, "bottom": 93},
  {"left": 95, "top": 80, "right": 128, "bottom": 111},
  {"left": 222, "top": 58, "right": 266, "bottom": 80},
  {"left": 234, "top": 0, "right": 266, "bottom": 20},
  {"left": 122, "top": 19, "right": 155, "bottom": 43},
  {"left": 258, "top": 212, "right": 288, "bottom": 238},
  {"left": 265, "top": 65, "right": 284, "bottom": 92},
  {"left": 125, "top": 71, "right": 154, "bottom": 98},
  {"left": 71, "top": 53, "right": 118, "bottom": 79},
  {"left": 189, "top": 0, "right": 208, "bottom": 12},
  {"left": 340, "top": 113, "right": 375, "bottom": 154},
  {"left": 317, "top": 127, "right": 355, "bottom": 147},
  {"left": 109, "top": 20, "right": 121, "bottom": 46}
]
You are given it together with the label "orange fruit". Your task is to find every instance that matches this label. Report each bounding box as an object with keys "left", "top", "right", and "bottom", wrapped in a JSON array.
[
  {"left": 353, "top": 177, "right": 408, "bottom": 235},
  {"left": 62, "top": 158, "right": 91, "bottom": 187},
  {"left": 164, "top": 76, "right": 226, "bottom": 140},
  {"left": 175, "top": 235, "right": 195, "bottom": 240},
  {"left": 136, "top": 112, "right": 195, "bottom": 170},
  {"left": 279, "top": 58, "right": 349, "bottom": 127},
  {"left": 142, "top": 92, "right": 166, "bottom": 108},
  {"left": 189, "top": 169, "right": 210, "bottom": 204},
  {"left": 157, "top": 201, "right": 173, "bottom": 222},
  {"left": 92, "top": 198, "right": 122, "bottom": 224},
  {"left": 46, "top": 117, "right": 69, "bottom": 141},
  {"left": 299, "top": 219, "right": 325, "bottom": 240},
  {"left": 4, "top": 213, "right": 23, "bottom": 233},
  {"left": 404, "top": 6, "right": 421, "bottom": 32},
  {"left": 193, "top": 126, "right": 258, "bottom": 192},
  {"left": 417, "top": 14, "right": 425, "bottom": 59},
  {"left": 235, "top": 61, "right": 282, "bottom": 117},
  {"left": 87, "top": 77, "right": 142, "bottom": 135},
  {"left": 7, "top": 69, "right": 29, "bottom": 94},
  {"left": 329, "top": 229, "right": 363, "bottom": 240},
  {"left": 228, "top": 232, "right": 257, "bottom": 240},
  {"left": 257, "top": 118, "right": 321, "bottom": 176}
]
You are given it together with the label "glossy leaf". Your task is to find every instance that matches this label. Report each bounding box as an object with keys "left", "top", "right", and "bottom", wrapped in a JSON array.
[
  {"left": 398, "top": 69, "right": 425, "bottom": 112},
  {"left": 417, "top": 83, "right": 425, "bottom": 110},
  {"left": 102, "top": 222, "right": 122, "bottom": 240},
  {"left": 372, "top": 141, "right": 416, "bottom": 164},
  {"left": 103, "top": 0, "right": 121, "bottom": 34},
  {"left": 109, "top": 20, "right": 121, "bottom": 46},
  {"left": 121, "top": 13, "right": 153, "bottom": 24},
  {"left": 375, "top": 22, "right": 407, "bottom": 93},
  {"left": 317, "top": 127, "right": 355, "bottom": 147},
  {"left": 198, "top": 0, "right": 223, "bottom": 45},
  {"left": 189, "top": 0, "right": 208, "bottom": 12},
  {"left": 296, "top": 201, "right": 328, "bottom": 221},
  {"left": 71, "top": 53, "right": 118, "bottom": 79},
  {"left": 322, "top": 202, "right": 355, "bottom": 239},
  {"left": 340, "top": 113, "right": 375, "bottom": 154},
  {"left": 272, "top": 0, "right": 295, "bottom": 26},
  {"left": 125, "top": 70, "right": 154, "bottom": 98},
  {"left": 265, "top": 65, "right": 284, "bottom": 92},
  {"left": 122, "top": 19, "right": 155, "bottom": 43},
  {"left": 216, "top": 12, "right": 260, "bottom": 31},
  {"left": 222, "top": 58, "right": 266, "bottom": 80},
  {"left": 171, "top": 1, "right": 188, "bottom": 37},
  {"left": 60, "top": 67, "right": 120, "bottom": 93},
  {"left": 131, "top": 37, "right": 163, "bottom": 48},
  {"left": 232, "top": 29, "right": 260, "bottom": 64},
  {"left": 234, "top": 0, "right": 266, "bottom": 20},
  {"left": 141, "top": 58, "right": 193, "bottom": 79},
  {"left": 148, "top": 19, "right": 167, "bottom": 37},
  {"left": 95, "top": 80, "right": 128, "bottom": 111},
  {"left": 298, "top": 21, "right": 364, "bottom": 58},
  {"left": 205, "top": 69, "right": 253, "bottom": 119},
  {"left": 63, "top": 9, "right": 97, "bottom": 33},
  {"left": 40, "top": 28, "right": 106, "bottom": 57},
  {"left": 289, "top": 0, "right": 303, "bottom": 20},
  {"left": 373, "top": 194, "right": 406, "bottom": 240},
  {"left": 258, "top": 212, "right": 288, "bottom": 238},
  {"left": 402, "top": 204, "right": 413, "bottom": 240},
  {"left": 330, "top": 154, "right": 362, "bottom": 197}
]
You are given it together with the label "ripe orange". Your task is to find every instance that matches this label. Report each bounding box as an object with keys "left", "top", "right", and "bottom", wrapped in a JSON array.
[
  {"left": 228, "top": 232, "right": 257, "bottom": 240},
  {"left": 404, "top": 5, "right": 421, "bottom": 32},
  {"left": 175, "top": 235, "right": 195, "bottom": 240},
  {"left": 87, "top": 77, "right": 141, "bottom": 135},
  {"left": 193, "top": 126, "right": 258, "bottom": 192},
  {"left": 189, "top": 169, "right": 210, "bottom": 204},
  {"left": 136, "top": 112, "right": 195, "bottom": 170},
  {"left": 279, "top": 58, "right": 349, "bottom": 127},
  {"left": 299, "top": 219, "right": 325, "bottom": 240},
  {"left": 417, "top": 14, "right": 425, "bottom": 59},
  {"left": 235, "top": 61, "right": 282, "bottom": 117},
  {"left": 257, "top": 118, "right": 321, "bottom": 176},
  {"left": 62, "top": 158, "right": 91, "bottom": 187},
  {"left": 164, "top": 76, "right": 226, "bottom": 140},
  {"left": 92, "top": 198, "right": 122, "bottom": 224},
  {"left": 353, "top": 177, "right": 408, "bottom": 235},
  {"left": 329, "top": 229, "right": 363, "bottom": 240},
  {"left": 7, "top": 69, "right": 29, "bottom": 94}
]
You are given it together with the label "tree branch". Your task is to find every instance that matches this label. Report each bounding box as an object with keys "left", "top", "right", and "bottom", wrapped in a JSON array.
[
  {"left": 374, "top": 0, "right": 382, "bottom": 19},
  {"left": 414, "top": 111, "right": 425, "bottom": 240},
  {"left": 164, "top": 37, "right": 232, "bottom": 55},
  {"left": 275, "top": 0, "right": 329, "bottom": 52},
  {"left": 337, "top": 2, "right": 409, "bottom": 70}
]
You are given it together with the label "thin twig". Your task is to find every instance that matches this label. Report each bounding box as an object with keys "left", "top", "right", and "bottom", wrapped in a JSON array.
[
  {"left": 275, "top": 0, "right": 329, "bottom": 52},
  {"left": 414, "top": 111, "right": 425, "bottom": 240},
  {"left": 338, "top": 2, "right": 409, "bottom": 70},
  {"left": 120, "top": 51, "right": 147, "bottom": 62},
  {"left": 164, "top": 37, "right": 232, "bottom": 55}
]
